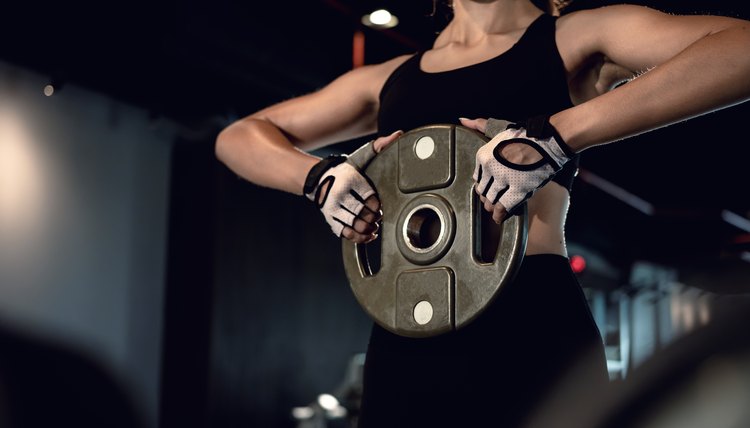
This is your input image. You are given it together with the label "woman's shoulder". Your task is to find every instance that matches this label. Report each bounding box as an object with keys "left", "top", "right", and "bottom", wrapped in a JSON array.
[
  {"left": 360, "top": 53, "right": 418, "bottom": 98},
  {"left": 556, "top": 4, "right": 724, "bottom": 75},
  {"left": 556, "top": 4, "right": 667, "bottom": 44},
  {"left": 327, "top": 53, "right": 416, "bottom": 103},
  {"left": 350, "top": 54, "right": 415, "bottom": 86},
  {"left": 372, "top": 54, "right": 417, "bottom": 77},
  {"left": 554, "top": 5, "right": 650, "bottom": 76},
  {"left": 557, "top": 4, "right": 656, "bottom": 26}
]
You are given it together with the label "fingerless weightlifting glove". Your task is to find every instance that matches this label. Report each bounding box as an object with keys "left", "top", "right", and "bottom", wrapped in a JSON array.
[
  {"left": 303, "top": 141, "right": 379, "bottom": 237},
  {"left": 473, "top": 115, "right": 576, "bottom": 215}
]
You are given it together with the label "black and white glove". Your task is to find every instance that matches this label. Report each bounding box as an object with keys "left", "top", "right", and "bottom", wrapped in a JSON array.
[
  {"left": 303, "top": 141, "right": 379, "bottom": 237},
  {"left": 473, "top": 115, "right": 576, "bottom": 215}
]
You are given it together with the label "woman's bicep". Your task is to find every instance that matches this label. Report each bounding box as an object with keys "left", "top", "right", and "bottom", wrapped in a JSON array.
[
  {"left": 249, "top": 72, "right": 376, "bottom": 151},
  {"left": 560, "top": 5, "right": 747, "bottom": 78},
  {"left": 582, "top": 5, "right": 747, "bottom": 73},
  {"left": 244, "top": 55, "right": 411, "bottom": 152}
]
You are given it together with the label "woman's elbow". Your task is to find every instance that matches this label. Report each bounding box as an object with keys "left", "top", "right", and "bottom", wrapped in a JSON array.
[
  {"left": 215, "top": 119, "right": 254, "bottom": 164},
  {"left": 214, "top": 125, "right": 235, "bottom": 164}
]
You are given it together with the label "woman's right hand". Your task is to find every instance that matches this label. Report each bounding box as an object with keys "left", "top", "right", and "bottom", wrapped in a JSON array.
[{"left": 308, "top": 130, "right": 402, "bottom": 244}]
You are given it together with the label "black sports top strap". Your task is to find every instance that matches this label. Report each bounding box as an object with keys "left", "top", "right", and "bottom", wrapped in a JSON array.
[{"left": 377, "top": 14, "right": 579, "bottom": 191}]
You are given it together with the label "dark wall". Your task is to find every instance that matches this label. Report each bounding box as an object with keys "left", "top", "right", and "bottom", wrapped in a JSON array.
[
  {"left": 162, "top": 139, "right": 373, "bottom": 428},
  {"left": 207, "top": 167, "right": 373, "bottom": 427}
]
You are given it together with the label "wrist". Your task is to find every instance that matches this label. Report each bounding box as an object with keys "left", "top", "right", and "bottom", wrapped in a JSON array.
[
  {"left": 302, "top": 154, "right": 347, "bottom": 198},
  {"left": 525, "top": 115, "right": 576, "bottom": 158},
  {"left": 548, "top": 111, "right": 586, "bottom": 154}
]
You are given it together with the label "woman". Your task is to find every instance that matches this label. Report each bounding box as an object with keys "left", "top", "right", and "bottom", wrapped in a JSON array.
[{"left": 215, "top": 1, "right": 750, "bottom": 426}]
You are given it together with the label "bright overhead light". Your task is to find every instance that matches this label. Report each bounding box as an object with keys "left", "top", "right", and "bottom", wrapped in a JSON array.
[
  {"left": 362, "top": 8, "right": 399, "bottom": 29},
  {"left": 370, "top": 9, "right": 391, "bottom": 25},
  {"left": 317, "top": 394, "right": 339, "bottom": 411}
]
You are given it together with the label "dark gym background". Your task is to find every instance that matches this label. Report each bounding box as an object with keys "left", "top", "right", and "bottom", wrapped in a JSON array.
[{"left": 1, "top": 1, "right": 749, "bottom": 427}]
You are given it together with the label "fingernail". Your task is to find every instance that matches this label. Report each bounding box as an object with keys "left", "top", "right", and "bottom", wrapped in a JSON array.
[
  {"left": 459, "top": 117, "right": 468, "bottom": 122},
  {"left": 391, "top": 129, "right": 403, "bottom": 135}
]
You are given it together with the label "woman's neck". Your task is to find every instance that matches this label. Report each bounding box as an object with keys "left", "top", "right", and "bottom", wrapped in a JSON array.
[{"left": 436, "top": 0, "right": 543, "bottom": 47}]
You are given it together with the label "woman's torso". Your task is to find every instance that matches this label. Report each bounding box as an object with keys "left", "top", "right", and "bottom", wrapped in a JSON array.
[{"left": 376, "top": 13, "right": 578, "bottom": 256}]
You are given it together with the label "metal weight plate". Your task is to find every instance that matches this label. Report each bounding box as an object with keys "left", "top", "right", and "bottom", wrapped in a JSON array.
[{"left": 342, "top": 125, "right": 528, "bottom": 338}]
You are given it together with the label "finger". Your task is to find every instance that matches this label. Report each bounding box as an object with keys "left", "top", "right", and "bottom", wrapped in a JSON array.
[
  {"left": 339, "top": 194, "right": 366, "bottom": 222},
  {"left": 373, "top": 130, "right": 404, "bottom": 153},
  {"left": 475, "top": 183, "right": 484, "bottom": 197},
  {"left": 477, "top": 175, "right": 495, "bottom": 202},
  {"left": 483, "top": 198, "right": 494, "bottom": 213},
  {"left": 479, "top": 195, "right": 487, "bottom": 204},
  {"left": 352, "top": 217, "right": 379, "bottom": 234},
  {"left": 359, "top": 204, "right": 380, "bottom": 224},
  {"left": 459, "top": 117, "right": 488, "bottom": 133},
  {"left": 492, "top": 205, "right": 507, "bottom": 224},
  {"left": 472, "top": 162, "right": 482, "bottom": 183},
  {"left": 342, "top": 226, "right": 377, "bottom": 244},
  {"left": 364, "top": 195, "right": 382, "bottom": 219}
]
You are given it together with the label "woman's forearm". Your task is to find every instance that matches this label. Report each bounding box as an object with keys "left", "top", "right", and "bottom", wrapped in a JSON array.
[
  {"left": 553, "top": 24, "right": 750, "bottom": 151},
  {"left": 215, "top": 118, "right": 320, "bottom": 195}
]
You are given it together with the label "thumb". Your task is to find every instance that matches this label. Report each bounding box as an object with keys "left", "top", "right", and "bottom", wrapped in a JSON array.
[
  {"left": 459, "top": 117, "right": 488, "bottom": 134},
  {"left": 374, "top": 129, "right": 403, "bottom": 153}
]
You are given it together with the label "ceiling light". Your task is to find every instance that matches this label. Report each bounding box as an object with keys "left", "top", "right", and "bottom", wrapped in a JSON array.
[
  {"left": 362, "top": 9, "right": 398, "bottom": 29},
  {"left": 370, "top": 9, "right": 391, "bottom": 25}
]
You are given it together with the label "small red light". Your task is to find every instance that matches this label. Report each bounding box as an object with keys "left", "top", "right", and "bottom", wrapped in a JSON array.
[{"left": 570, "top": 255, "right": 586, "bottom": 274}]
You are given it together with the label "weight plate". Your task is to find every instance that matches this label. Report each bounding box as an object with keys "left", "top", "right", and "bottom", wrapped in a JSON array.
[{"left": 342, "top": 125, "right": 528, "bottom": 338}]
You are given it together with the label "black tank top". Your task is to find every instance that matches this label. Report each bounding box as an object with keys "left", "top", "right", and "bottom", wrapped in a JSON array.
[{"left": 377, "top": 13, "right": 579, "bottom": 191}]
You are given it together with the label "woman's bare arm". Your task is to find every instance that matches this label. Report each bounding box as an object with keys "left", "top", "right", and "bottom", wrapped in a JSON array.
[
  {"left": 215, "top": 55, "right": 410, "bottom": 195},
  {"left": 554, "top": 5, "right": 750, "bottom": 150}
]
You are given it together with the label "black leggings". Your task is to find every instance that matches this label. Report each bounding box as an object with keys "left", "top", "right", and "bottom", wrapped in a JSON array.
[{"left": 358, "top": 254, "right": 608, "bottom": 428}]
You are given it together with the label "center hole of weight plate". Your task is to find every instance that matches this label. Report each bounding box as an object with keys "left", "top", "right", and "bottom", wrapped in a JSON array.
[
  {"left": 404, "top": 205, "right": 444, "bottom": 251},
  {"left": 414, "top": 136, "right": 435, "bottom": 159}
]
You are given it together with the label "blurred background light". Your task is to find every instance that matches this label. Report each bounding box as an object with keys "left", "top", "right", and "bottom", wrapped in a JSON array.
[
  {"left": 362, "top": 8, "right": 398, "bottom": 29},
  {"left": 0, "top": 107, "right": 48, "bottom": 241},
  {"left": 316, "top": 393, "right": 339, "bottom": 411},
  {"left": 570, "top": 254, "right": 587, "bottom": 274}
]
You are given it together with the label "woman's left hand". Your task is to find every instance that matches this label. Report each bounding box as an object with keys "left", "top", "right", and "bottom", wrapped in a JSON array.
[
  {"left": 460, "top": 117, "right": 511, "bottom": 223},
  {"left": 459, "top": 116, "right": 570, "bottom": 224}
]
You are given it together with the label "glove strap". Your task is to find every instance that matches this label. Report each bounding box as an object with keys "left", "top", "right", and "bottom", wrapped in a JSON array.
[
  {"left": 303, "top": 154, "right": 347, "bottom": 196},
  {"left": 484, "top": 118, "right": 514, "bottom": 139},
  {"left": 524, "top": 115, "right": 576, "bottom": 158},
  {"left": 346, "top": 140, "right": 377, "bottom": 171}
]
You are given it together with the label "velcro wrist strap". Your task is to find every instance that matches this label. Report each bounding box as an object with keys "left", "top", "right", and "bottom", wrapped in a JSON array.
[
  {"left": 346, "top": 140, "right": 377, "bottom": 171},
  {"left": 303, "top": 155, "right": 347, "bottom": 196},
  {"left": 524, "top": 115, "right": 576, "bottom": 159},
  {"left": 484, "top": 118, "right": 514, "bottom": 139}
]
